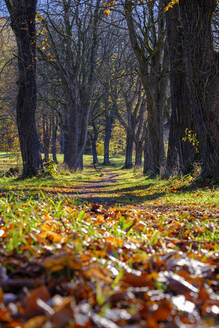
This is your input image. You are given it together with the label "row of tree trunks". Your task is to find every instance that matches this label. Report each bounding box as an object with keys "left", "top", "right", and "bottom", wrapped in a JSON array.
[
  {"left": 6, "top": 0, "right": 218, "bottom": 178},
  {"left": 40, "top": 109, "right": 58, "bottom": 164}
]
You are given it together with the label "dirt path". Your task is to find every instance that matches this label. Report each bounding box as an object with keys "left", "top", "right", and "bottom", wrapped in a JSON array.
[{"left": 62, "top": 170, "right": 120, "bottom": 204}]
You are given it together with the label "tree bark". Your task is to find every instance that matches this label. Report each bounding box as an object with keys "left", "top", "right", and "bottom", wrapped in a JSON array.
[
  {"left": 179, "top": 0, "right": 219, "bottom": 178},
  {"left": 79, "top": 153, "right": 83, "bottom": 170},
  {"left": 63, "top": 95, "right": 90, "bottom": 171},
  {"left": 5, "top": 0, "right": 42, "bottom": 177},
  {"left": 143, "top": 126, "right": 152, "bottom": 175},
  {"left": 51, "top": 110, "right": 58, "bottom": 164},
  {"left": 124, "top": 129, "right": 133, "bottom": 169},
  {"left": 135, "top": 141, "right": 143, "bottom": 167},
  {"left": 103, "top": 126, "right": 111, "bottom": 165},
  {"left": 103, "top": 107, "right": 115, "bottom": 165},
  {"left": 143, "top": 137, "right": 150, "bottom": 175},
  {"left": 165, "top": 2, "right": 196, "bottom": 176},
  {"left": 42, "top": 114, "right": 50, "bottom": 162},
  {"left": 60, "top": 128, "right": 64, "bottom": 154},
  {"left": 91, "top": 122, "right": 99, "bottom": 166}
]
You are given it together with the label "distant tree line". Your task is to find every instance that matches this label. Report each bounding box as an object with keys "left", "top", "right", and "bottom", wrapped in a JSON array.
[{"left": 1, "top": 0, "right": 219, "bottom": 179}]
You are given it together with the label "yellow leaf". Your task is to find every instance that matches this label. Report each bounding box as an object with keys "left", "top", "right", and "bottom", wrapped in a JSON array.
[
  {"left": 39, "top": 231, "right": 63, "bottom": 243},
  {"left": 105, "top": 9, "right": 110, "bottom": 16}
]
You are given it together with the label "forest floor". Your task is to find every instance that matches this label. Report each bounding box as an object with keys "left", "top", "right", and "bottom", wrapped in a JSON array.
[{"left": 0, "top": 159, "right": 218, "bottom": 328}]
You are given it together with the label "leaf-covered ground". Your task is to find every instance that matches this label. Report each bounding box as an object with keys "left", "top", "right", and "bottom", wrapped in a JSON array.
[{"left": 0, "top": 168, "right": 218, "bottom": 328}]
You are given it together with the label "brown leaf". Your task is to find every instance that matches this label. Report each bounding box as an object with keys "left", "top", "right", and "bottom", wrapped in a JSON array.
[
  {"left": 50, "top": 297, "right": 74, "bottom": 328},
  {"left": 122, "top": 273, "right": 156, "bottom": 288},
  {"left": 152, "top": 299, "right": 172, "bottom": 321},
  {"left": 22, "top": 285, "right": 50, "bottom": 319}
]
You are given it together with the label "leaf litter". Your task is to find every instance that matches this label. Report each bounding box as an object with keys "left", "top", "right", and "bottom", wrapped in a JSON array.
[{"left": 0, "top": 193, "right": 218, "bottom": 328}]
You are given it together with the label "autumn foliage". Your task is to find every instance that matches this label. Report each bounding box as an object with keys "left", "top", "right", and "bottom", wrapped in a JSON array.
[{"left": 0, "top": 185, "right": 218, "bottom": 327}]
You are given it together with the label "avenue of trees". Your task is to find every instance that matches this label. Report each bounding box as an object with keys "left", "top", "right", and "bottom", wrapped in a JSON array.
[{"left": 0, "top": 0, "right": 219, "bottom": 178}]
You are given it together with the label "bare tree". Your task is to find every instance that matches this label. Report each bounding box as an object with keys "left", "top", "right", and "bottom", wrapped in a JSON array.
[
  {"left": 124, "top": 0, "right": 168, "bottom": 176},
  {"left": 115, "top": 75, "right": 147, "bottom": 169},
  {"left": 38, "top": 0, "right": 103, "bottom": 171}
]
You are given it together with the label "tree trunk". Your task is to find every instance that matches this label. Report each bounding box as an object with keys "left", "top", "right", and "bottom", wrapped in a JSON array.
[
  {"left": 103, "top": 108, "right": 114, "bottom": 165},
  {"left": 63, "top": 97, "right": 90, "bottom": 171},
  {"left": 5, "top": 0, "right": 42, "bottom": 177},
  {"left": 51, "top": 110, "right": 58, "bottom": 164},
  {"left": 156, "top": 45, "right": 169, "bottom": 174},
  {"left": 42, "top": 115, "right": 50, "bottom": 162},
  {"left": 135, "top": 141, "right": 143, "bottom": 167},
  {"left": 60, "top": 128, "right": 64, "bottom": 154},
  {"left": 103, "top": 131, "right": 111, "bottom": 165},
  {"left": 63, "top": 102, "right": 79, "bottom": 170},
  {"left": 165, "top": 2, "right": 196, "bottom": 176},
  {"left": 143, "top": 126, "right": 151, "bottom": 175},
  {"left": 124, "top": 129, "right": 133, "bottom": 169},
  {"left": 179, "top": 0, "right": 219, "bottom": 178},
  {"left": 79, "top": 153, "right": 83, "bottom": 170},
  {"left": 91, "top": 122, "right": 98, "bottom": 165},
  {"left": 146, "top": 104, "right": 161, "bottom": 176}
]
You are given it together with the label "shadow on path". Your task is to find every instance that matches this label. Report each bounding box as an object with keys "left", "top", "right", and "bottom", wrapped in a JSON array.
[{"left": 1, "top": 171, "right": 218, "bottom": 207}]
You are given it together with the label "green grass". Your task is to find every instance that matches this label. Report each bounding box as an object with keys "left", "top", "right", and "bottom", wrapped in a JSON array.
[
  {"left": 101, "top": 169, "right": 219, "bottom": 206},
  {"left": 0, "top": 152, "right": 218, "bottom": 207},
  {"left": 0, "top": 189, "right": 218, "bottom": 255}
]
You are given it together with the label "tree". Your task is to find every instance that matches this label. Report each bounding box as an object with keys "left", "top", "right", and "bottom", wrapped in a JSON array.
[
  {"left": 165, "top": 1, "right": 196, "bottom": 176},
  {"left": 95, "top": 15, "right": 127, "bottom": 166},
  {"left": 178, "top": 0, "right": 219, "bottom": 178},
  {"left": 124, "top": 0, "right": 168, "bottom": 176},
  {"left": 5, "top": 0, "right": 42, "bottom": 177},
  {"left": 115, "top": 75, "right": 147, "bottom": 169},
  {"left": 38, "top": 0, "right": 103, "bottom": 171}
]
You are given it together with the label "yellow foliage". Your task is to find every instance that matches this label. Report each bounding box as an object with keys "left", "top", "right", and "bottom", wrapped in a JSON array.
[
  {"left": 164, "top": 0, "right": 179, "bottom": 12},
  {"left": 96, "top": 121, "right": 126, "bottom": 156},
  {"left": 105, "top": 8, "right": 111, "bottom": 16}
]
